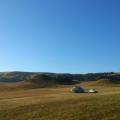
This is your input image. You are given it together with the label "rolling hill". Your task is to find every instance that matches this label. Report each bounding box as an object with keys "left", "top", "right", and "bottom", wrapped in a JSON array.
[
  {"left": 0, "top": 72, "right": 120, "bottom": 90},
  {"left": 0, "top": 72, "right": 120, "bottom": 120}
]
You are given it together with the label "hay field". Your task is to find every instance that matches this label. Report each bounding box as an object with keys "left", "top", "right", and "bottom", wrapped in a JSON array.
[{"left": 0, "top": 84, "right": 120, "bottom": 120}]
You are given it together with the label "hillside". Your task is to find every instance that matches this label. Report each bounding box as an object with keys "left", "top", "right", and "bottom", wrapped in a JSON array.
[
  {"left": 80, "top": 79, "right": 120, "bottom": 87},
  {"left": 0, "top": 72, "right": 120, "bottom": 90},
  {"left": 0, "top": 72, "right": 120, "bottom": 119},
  {"left": 0, "top": 72, "right": 32, "bottom": 82},
  {"left": 0, "top": 71, "right": 120, "bottom": 82}
]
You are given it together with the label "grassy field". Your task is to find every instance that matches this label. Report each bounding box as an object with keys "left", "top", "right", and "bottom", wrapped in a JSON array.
[{"left": 0, "top": 83, "right": 120, "bottom": 120}]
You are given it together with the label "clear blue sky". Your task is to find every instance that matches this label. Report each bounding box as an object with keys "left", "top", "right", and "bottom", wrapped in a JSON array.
[{"left": 0, "top": 0, "right": 120, "bottom": 73}]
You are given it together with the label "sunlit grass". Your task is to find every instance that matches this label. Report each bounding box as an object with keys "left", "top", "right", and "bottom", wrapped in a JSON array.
[{"left": 0, "top": 86, "right": 120, "bottom": 120}]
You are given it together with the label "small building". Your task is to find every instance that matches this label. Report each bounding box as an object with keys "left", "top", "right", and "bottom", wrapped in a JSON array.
[
  {"left": 89, "top": 88, "right": 97, "bottom": 93},
  {"left": 71, "top": 86, "right": 85, "bottom": 93}
]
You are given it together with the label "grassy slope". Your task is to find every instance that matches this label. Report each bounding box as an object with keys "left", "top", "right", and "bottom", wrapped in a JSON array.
[
  {"left": 80, "top": 79, "right": 120, "bottom": 87},
  {"left": 1, "top": 78, "right": 119, "bottom": 92},
  {"left": 0, "top": 81, "right": 41, "bottom": 91},
  {"left": 0, "top": 84, "right": 120, "bottom": 120}
]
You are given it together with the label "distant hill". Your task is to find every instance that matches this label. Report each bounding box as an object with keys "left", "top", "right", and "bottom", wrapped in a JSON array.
[
  {"left": 0, "top": 72, "right": 74, "bottom": 83},
  {"left": 0, "top": 71, "right": 120, "bottom": 87},
  {"left": 0, "top": 72, "right": 33, "bottom": 82}
]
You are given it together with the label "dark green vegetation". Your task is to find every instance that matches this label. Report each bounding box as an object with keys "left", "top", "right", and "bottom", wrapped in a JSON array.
[
  {"left": 0, "top": 72, "right": 32, "bottom": 82},
  {"left": 0, "top": 71, "right": 120, "bottom": 85}
]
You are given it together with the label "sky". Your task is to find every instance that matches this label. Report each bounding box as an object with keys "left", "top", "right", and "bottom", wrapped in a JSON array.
[{"left": 0, "top": 0, "right": 120, "bottom": 73}]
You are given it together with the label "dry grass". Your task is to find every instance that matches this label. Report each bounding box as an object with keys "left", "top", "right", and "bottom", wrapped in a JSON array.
[{"left": 0, "top": 83, "right": 120, "bottom": 120}]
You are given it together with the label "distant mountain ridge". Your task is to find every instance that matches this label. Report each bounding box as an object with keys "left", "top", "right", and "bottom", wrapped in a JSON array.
[
  {"left": 0, "top": 71, "right": 120, "bottom": 84},
  {"left": 0, "top": 71, "right": 32, "bottom": 82}
]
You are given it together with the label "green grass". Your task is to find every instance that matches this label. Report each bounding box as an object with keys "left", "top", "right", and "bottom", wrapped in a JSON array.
[{"left": 0, "top": 85, "right": 120, "bottom": 120}]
